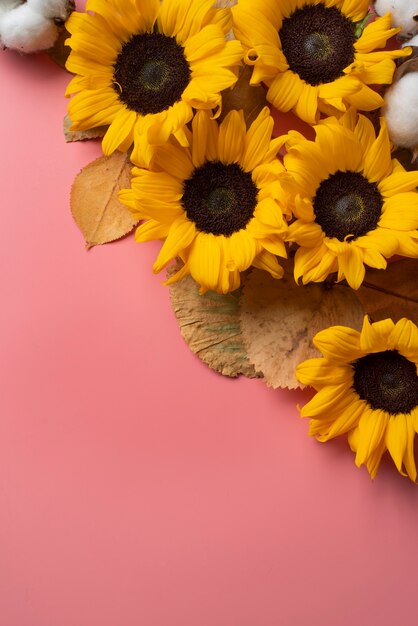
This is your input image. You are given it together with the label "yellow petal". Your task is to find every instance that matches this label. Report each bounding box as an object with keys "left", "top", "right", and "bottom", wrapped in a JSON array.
[
  {"left": 102, "top": 107, "right": 137, "bottom": 155},
  {"left": 135, "top": 219, "right": 170, "bottom": 243},
  {"left": 188, "top": 232, "right": 222, "bottom": 292},
  {"left": 313, "top": 325, "right": 362, "bottom": 363},
  {"left": 378, "top": 171, "right": 418, "bottom": 196},
  {"left": 191, "top": 110, "right": 218, "bottom": 167},
  {"left": 379, "top": 193, "right": 418, "bottom": 230},
  {"left": 252, "top": 249, "right": 284, "bottom": 279},
  {"left": 386, "top": 414, "right": 408, "bottom": 475},
  {"left": 217, "top": 110, "right": 246, "bottom": 164},
  {"left": 355, "top": 408, "right": 388, "bottom": 468},
  {"left": 336, "top": 244, "right": 365, "bottom": 290},
  {"left": 267, "top": 70, "right": 303, "bottom": 113},
  {"left": 362, "top": 118, "right": 392, "bottom": 183},
  {"left": 296, "top": 358, "right": 351, "bottom": 388},
  {"left": 226, "top": 230, "right": 258, "bottom": 272},
  {"left": 300, "top": 383, "right": 353, "bottom": 418},
  {"left": 388, "top": 318, "right": 418, "bottom": 362},
  {"left": 359, "top": 316, "right": 395, "bottom": 352},
  {"left": 242, "top": 107, "right": 274, "bottom": 172},
  {"left": 153, "top": 143, "right": 194, "bottom": 181},
  {"left": 153, "top": 217, "right": 196, "bottom": 272}
]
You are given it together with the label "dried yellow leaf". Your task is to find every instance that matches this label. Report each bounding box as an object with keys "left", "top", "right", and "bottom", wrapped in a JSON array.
[
  {"left": 168, "top": 264, "right": 260, "bottom": 379},
  {"left": 71, "top": 152, "right": 137, "bottom": 248},
  {"left": 357, "top": 258, "right": 418, "bottom": 324},
  {"left": 240, "top": 265, "right": 365, "bottom": 389}
]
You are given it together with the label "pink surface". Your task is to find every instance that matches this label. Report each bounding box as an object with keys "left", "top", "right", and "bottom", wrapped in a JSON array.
[{"left": 1, "top": 31, "right": 418, "bottom": 626}]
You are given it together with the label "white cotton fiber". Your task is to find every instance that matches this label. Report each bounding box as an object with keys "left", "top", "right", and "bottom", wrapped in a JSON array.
[
  {"left": 28, "top": 0, "right": 70, "bottom": 22},
  {"left": 0, "top": 0, "right": 72, "bottom": 53},
  {"left": 374, "top": 0, "right": 418, "bottom": 38},
  {"left": 383, "top": 72, "right": 418, "bottom": 149},
  {"left": 0, "top": 0, "right": 22, "bottom": 17},
  {"left": 0, "top": 3, "right": 59, "bottom": 53}
]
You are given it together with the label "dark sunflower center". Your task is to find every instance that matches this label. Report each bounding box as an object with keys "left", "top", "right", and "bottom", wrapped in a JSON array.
[
  {"left": 182, "top": 161, "right": 258, "bottom": 236},
  {"left": 313, "top": 171, "right": 383, "bottom": 241},
  {"left": 353, "top": 350, "right": 418, "bottom": 414},
  {"left": 113, "top": 32, "right": 191, "bottom": 114},
  {"left": 279, "top": 4, "right": 356, "bottom": 85}
]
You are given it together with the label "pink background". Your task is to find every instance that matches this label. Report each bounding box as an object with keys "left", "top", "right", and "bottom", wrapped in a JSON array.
[{"left": 1, "top": 15, "right": 418, "bottom": 626}]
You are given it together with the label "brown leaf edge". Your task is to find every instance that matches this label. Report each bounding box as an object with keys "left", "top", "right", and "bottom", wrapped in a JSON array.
[
  {"left": 168, "top": 262, "right": 261, "bottom": 379},
  {"left": 64, "top": 114, "right": 107, "bottom": 143},
  {"left": 70, "top": 151, "right": 138, "bottom": 248}
]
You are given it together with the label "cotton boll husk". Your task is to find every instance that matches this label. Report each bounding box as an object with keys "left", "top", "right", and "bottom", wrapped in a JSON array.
[
  {"left": 0, "top": 0, "right": 22, "bottom": 17},
  {"left": 374, "top": 0, "right": 418, "bottom": 38},
  {"left": 0, "top": 3, "right": 59, "bottom": 52},
  {"left": 28, "top": 0, "right": 71, "bottom": 22},
  {"left": 383, "top": 72, "right": 418, "bottom": 150},
  {"left": 403, "top": 34, "right": 418, "bottom": 47}
]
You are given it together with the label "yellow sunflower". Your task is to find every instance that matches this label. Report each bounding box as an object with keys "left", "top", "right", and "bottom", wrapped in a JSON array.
[
  {"left": 119, "top": 107, "right": 289, "bottom": 294},
  {"left": 281, "top": 110, "right": 418, "bottom": 290},
  {"left": 65, "top": 0, "right": 243, "bottom": 165},
  {"left": 297, "top": 316, "right": 418, "bottom": 480},
  {"left": 232, "top": 0, "right": 410, "bottom": 124}
]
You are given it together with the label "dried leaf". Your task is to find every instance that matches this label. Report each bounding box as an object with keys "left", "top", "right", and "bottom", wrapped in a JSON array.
[
  {"left": 219, "top": 65, "right": 268, "bottom": 127},
  {"left": 392, "top": 147, "right": 418, "bottom": 170},
  {"left": 64, "top": 114, "right": 107, "bottom": 143},
  {"left": 392, "top": 47, "right": 418, "bottom": 83},
  {"left": 46, "top": 0, "right": 75, "bottom": 69},
  {"left": 168, "top": 264, "right": 260, "bottom": 379},
  {"left": 71, "top": 152, "right": 137, "bottom": 247},
  {"left": 240, "top": 265, "right": 365, "bottom": 389},
  {"left": 356, "top": 258, "right": 418, "bottom": 324},
  {"left": 46, "top": 26, "right": 71, "bottom": 68}
]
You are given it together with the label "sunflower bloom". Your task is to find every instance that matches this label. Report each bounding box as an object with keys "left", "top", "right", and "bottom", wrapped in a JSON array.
[
  {"left": 119, "top": 107, "right": 289, "bottom": 294},
  {"left": 65, "top": 0, "right": 243, "bottom": 165},
  {"left": 297, "top": 316, "right": 418, "bottom": 480},
  {"left": 232, "top": 0, "right": 410, "bottom": 124},
  {"left": 281, "top": 110, "right": 418, "bottom": 289}
]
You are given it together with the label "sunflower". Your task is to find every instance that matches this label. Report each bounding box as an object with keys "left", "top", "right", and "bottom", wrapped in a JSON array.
[
  {"left": 280, "top": 110, "right": 418, "bottom": 290},
  {"left": 119, "top": 107, "right": 289, "bottom": 294},
  {"left": 232, "top": 0, "right": 410, "bottom": 124},
  {"left": 297, "top": 316, "right": 418, "bottom": 480},
  {"left": 65, "top": 0, "right": 243, "bottom": 165}
]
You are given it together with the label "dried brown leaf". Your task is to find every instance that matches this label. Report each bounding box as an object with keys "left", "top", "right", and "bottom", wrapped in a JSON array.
[
  {"left": 393, "top": 47, "right": 418, "bottom": 83},
  {"left": 219, "top": 65, "right": 268, "bottom": 127},
  {"left": 240, "top": 265, "right": 365, "bottom": 389},
  {"left": 392, "top": 147, "right": 418, "bottom": 171},
  {"left": 46, "top": 26, "right": 71, "bottom": 68},
  {"left": 63, "top": 114, "right": 107, "bottom": 143},
  {"left": 168, "top": 264, "right": 260, "bottom": 378},
  {"left": 46, "top": 0, "right": 75, "bottom": 69},
  {"left": 71, "top": 152, "right": 137, "bottom": 248},
  {"left": 356, "top": 258, "right": 418, "bottom": 324}
]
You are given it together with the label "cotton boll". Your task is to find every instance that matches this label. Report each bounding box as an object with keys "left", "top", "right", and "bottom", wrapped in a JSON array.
[
  {"left": 28, "top": 0, "right": 71, "bottom": 23},
  {"left": 403, "top": 34, "right": 418, "bottom": 47},
  {"left": 383, "top": 72, "right": 418, "bottom": 151},
  {"left": 374, "top": 0, "right": 418, "bottom": 38},
  {"left": 0, "top": 3, "right": 59, "bottom": 53},
  {"left": 0, "top": 0, "right": 22, "bottom": 17}
]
